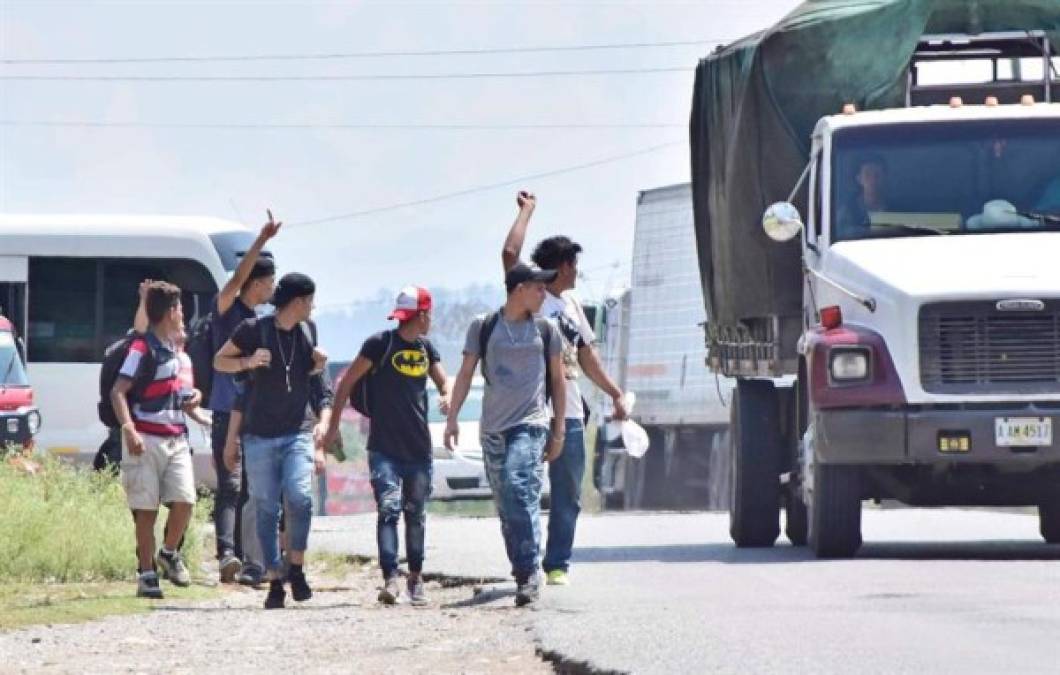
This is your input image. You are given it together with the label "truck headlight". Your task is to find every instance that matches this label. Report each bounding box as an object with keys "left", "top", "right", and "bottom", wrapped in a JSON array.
[
  {"left": 829, "top": 348, "right": 870, "bottom": 382},
  {"left": 27, "top": 410, "right": 41, "bottom": 435}
]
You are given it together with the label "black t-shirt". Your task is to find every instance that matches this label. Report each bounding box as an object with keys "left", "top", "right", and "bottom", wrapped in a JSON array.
[
  {"left": 231, "top": 316, "right": 334, "bottom": 438},
  {"left": 359, "top": 330, "right": 440, "bottom": 462}
]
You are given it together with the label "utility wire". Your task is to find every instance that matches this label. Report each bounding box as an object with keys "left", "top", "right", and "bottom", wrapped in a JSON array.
[
  {"left": 288, "top": 139, "right": 684, "bottom": 227},
  {"left": 0, "top": 39, "right": 728, "bottom": 65},
  {"left": 0, "top": 66, "right": 693, "bottom": 82},
  {"left": 0, "top": 119, "right": 683, "bottom": 131}
]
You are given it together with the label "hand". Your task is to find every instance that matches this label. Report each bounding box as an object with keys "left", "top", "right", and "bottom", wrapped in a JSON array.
[
  {"left": 322, "top": 427, "right": 340, "bottom": 453},
  {"left": 261, "top": 209, "right": 283, "bottom": 240},
  {"left": 312, "top": 422, "right": 328, "bottom": 449},
  {"left": 612, "top": 393, "right": 629, "bottom": 421},
  {"left": 247, "top": 348, "right": 272, "bottom": 369},
  {"left": 444, "top": 420, "right": 460, "bottom": 451},
  {"left": 138, "top": 279, "right": 154, "bottom": 301},
  {"left": 313, "top": 448, "right": 326, "bottom": 475},
  {"left": 311, "top": 347, "right": 328, "bottom": 375},
  {"left": 437, "top": 393, "right": 451, "bottom": 417},
  {"left": 122, "top": 425, "right": 145, "bottom": 456},
  {"left": 184, "top": 388, "right": 203, "bottom": 410},
  {"left": 544, "top": 434, "right": 564, "bottom": 463},
  {"left": 223, "top": 438, "right": 240, "bottom": 473},
  {"left": 516, "top": 190, "right": 536, "bottom": 213}
]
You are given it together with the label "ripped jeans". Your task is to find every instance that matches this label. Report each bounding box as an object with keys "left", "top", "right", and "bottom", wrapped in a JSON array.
[
  {"left": 481, "top": 424, "right": 547, "bottom": 582},
  {"left": 368, "top": 451, "right": 432, "bottom": 579}
]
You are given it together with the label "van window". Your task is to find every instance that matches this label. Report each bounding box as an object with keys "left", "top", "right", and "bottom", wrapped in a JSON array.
[
  {"left": 210, "top": 231, "right": 273, "bottom": 272},
  {"left": 28, "top": 257, "right": 217, "bottom": 363}
]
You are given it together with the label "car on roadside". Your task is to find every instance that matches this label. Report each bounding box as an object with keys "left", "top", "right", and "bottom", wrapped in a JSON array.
[
  {"left": 0, "top": 315, "right": 41, "bottom": 451},
  {"left": 428, "top": 379, "right": 550, "bottom": 502}
]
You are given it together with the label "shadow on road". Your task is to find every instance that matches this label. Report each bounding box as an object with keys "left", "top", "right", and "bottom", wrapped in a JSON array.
[{"left": 572, "top": 541, "right": 1060, "bottom": 564}]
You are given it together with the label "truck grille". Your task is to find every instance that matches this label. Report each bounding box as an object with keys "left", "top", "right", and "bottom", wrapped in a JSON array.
[{"left": 919, "top": 301, "right": 1060, "bottom": 395}]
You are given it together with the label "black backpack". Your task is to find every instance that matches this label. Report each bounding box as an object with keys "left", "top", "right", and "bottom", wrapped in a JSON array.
[
  {"left": 184, "top": 312, "right": 214, "bottom": 406},
  {"left": 478, "top": 311, "right": 553, "bottom": 403},
  {"left": 350, "top": 330, "right": 432, "bottom": 418},
  {"left": 98, "top": 333, "right": 158, "bottom": 428}
]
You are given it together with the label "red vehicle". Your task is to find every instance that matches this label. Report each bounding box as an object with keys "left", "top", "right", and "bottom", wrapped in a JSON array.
[{"left": 0, "top": 315, "right": 40, "bottom": 450}]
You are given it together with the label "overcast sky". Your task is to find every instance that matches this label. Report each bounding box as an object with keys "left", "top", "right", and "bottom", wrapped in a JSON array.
[{"left": 0, "top": 0, "right": 801, "bottom": 308}]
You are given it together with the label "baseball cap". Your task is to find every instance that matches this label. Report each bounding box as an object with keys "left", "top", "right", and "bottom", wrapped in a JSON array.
[
  {"left": 389, "top": 286, "right": 433, "bottom": 321},
  {"left": 504, "top": 262, "right": 558, "bottom": 293}
]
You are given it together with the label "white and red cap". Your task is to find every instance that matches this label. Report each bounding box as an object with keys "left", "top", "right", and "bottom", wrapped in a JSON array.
[{"left": 388, "top": 286, "right": 433, "bottom": 321}]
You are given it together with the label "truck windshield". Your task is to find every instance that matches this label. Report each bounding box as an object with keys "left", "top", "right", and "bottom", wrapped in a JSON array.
[
  {"left": 831, "top": 119, "right": 1060, "bottom": 243},
  {"left": 0, "top": 333, "right": 29, "bottom": 386}
]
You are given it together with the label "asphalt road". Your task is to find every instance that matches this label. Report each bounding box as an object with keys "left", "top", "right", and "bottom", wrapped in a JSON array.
[{"left": 314, "top": 508, "right": 1060, "bottom": 674}]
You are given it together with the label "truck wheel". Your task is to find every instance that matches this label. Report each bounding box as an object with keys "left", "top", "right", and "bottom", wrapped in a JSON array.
[
  {"left": 729, "top": 379, "right": 781, "bottom": 548},
  {"left": 1039, "top": 499, "right": 1060, "bottom": 544},
  {"left": 784, "top": 488, "right": 808, "bottom": 546},
  {"left": 809, "top": 463, "right": 862, "bottom": 558}
]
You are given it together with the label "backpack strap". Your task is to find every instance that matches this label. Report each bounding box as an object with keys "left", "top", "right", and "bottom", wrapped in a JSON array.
[
  {"left": 478, "top": 311, "right": 501, "bottom": 385},
  {"left": 373, "top": 330, "right": 394, "bottom": 374}
]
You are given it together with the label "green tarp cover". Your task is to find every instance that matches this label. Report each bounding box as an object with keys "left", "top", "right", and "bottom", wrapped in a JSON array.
[{"left": 690, "top": 0, "right": 1060, "bottom": 324}]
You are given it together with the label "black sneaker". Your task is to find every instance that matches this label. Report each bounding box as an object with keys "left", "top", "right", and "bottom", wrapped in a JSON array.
[
  {"left": 378, "top": 575, "right": 400, "bottom": 605},
  {"left": 289, "top": 569, "right": 312, "bottom": 603},
  {"left": 408, "top": 575, "right": 429, "bottom": 607},
  {"left": 237, "top": 565, "right": 264, "bottom": 588},
  {"left": 514, "top": 574, "right": 540, "bottom": 607},
  {"left": 264, "top": 580, "right": 286, "bottom": 610},
  {"left": 136, "top": 571, "right": 164, "bottom": 599}
]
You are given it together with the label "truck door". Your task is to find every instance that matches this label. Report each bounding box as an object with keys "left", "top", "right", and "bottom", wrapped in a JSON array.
[{"left": 0, "top": 256, "right": 28, "bottom": 342}]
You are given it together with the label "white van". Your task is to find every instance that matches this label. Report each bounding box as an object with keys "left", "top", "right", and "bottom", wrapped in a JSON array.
[{"left": 0, "top": 214, "right": 263, "bottom": 486}]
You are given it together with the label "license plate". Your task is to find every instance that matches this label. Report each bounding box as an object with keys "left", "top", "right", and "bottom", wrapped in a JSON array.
[{"left": 995, "top": 417, "right": 1053, "bottom": 447}]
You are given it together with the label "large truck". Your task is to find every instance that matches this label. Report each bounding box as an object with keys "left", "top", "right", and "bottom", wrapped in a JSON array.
[
  {"left": 690, "top": 1, "right": 1060, "bottom": 556},
  {"left": 595, "top": 183, "right": 735, "bottom": 510}
]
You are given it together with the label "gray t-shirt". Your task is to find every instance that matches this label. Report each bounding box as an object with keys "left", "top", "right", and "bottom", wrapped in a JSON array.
[{"left": 463, "top": 313, "right": 563, "bottom": 435}]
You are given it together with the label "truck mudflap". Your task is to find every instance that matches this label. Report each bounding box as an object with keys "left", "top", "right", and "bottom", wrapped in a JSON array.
[{"left": 815, "top": 405, "right": 1060, "bottom": 465}]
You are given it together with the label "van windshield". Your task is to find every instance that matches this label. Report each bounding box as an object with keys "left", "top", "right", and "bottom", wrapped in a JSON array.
[
  {"left": 831, "top": 119, "right": 1060, "bottom": 242},
  {"left": 0, "top": 333, "right": 29, "bottom": 386},
  {"left": 209, "top": 231, "right": 274, "bottom": 272}
]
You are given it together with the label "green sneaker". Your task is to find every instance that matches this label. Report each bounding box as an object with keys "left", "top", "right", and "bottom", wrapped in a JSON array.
[{"left": 546, "top": 570, "right": 570, "bottom": 586}]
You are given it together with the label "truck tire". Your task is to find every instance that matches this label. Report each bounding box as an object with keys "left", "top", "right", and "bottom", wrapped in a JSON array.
[
  {"left": 809, "top": 463, "right": 862, "bottom": 558},
  {"left": 784, "top": 489, "right": 808, "bottom": 546},
  {"left": 1039, "top": 499, "right": 1060, "bottom": 544},
  {"left": 729, "top": 379, "right": 781, "bottom": 548}
]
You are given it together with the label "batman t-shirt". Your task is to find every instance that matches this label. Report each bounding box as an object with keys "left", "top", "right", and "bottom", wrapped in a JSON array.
[{"left": 358, "top": 330, "right": 440, "bottom": 462}]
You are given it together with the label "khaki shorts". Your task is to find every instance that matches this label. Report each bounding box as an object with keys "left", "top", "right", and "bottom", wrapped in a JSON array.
[{"left": 121, "top": 433, "right": 196, "bottom": 511}]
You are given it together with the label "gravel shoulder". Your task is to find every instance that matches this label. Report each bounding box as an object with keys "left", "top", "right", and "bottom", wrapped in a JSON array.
[{"left": 0, "top": 559, "right": 550, "bottom": 674}]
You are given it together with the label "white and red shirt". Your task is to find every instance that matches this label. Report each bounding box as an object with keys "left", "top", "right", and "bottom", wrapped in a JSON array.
[{"left": 119, "top": 333, "right": 190, "bottom": 437}]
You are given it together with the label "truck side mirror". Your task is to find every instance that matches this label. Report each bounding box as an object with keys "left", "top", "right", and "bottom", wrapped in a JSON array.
[{"left": 762, "top": 202, "right": 803, "bottom": 242}]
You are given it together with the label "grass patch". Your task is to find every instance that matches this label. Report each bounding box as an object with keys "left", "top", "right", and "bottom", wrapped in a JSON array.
[
  {"left": 305, "top": 551, "right": 374, "bottom": 578},
  {"left": 0, "top": 582, "right": 216, "bottom": 631}
]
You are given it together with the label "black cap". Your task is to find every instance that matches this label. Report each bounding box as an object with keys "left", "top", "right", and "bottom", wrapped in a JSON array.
[
  {"left": 270, "top": 272, "right": 315, "bottom": 307},
  {"left": 505, "top": 262, "right": 557, "bottom": 293},
  {"left": 248, "top": 256, "right": 275, "bottom": 281}
]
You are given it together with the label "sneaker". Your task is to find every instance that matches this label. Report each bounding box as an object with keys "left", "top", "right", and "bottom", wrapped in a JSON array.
[
  {"left": 546, "top": 570, "right": 570, "bottom": 586},
  {"left": 219, "top": 552, "right": 243, "bottom": 584},
  {"left": 136, "top": 571, "right": 164, "bottom": 599},
  {"left": 378, "top": 575, "right": 401, "bottom": 605},
  {"left": 237, "top": 565, "right": 264, "bottom": 588},
  {"left": 156, "top": 549, "right": 191, "bottom": 587},
  {"left": 264, "top": 580, "right": 286, "bottom": 610},
  {"left": 515, "top": 575, "right": 540, "bottom": 607},
  {"left": 408, "top": 575, "right": 429, "bottom": 607},
  {"left": 289, "top": 568, "right": 312, "bottom": 603}
]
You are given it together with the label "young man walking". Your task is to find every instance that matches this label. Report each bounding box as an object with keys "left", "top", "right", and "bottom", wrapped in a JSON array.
[
  {"left": 111, "top": 281, "right": 200, "bottom": 599},
  {"left": 214, "top": 272, "right": 333, "bottom": 609},
  {"left": 208, "top": 215, "right": 280, "bottom": 584},
  {"left": 445, "top": 263, "right": 566, "bottom": 607},
  {"left": 501, "top": 191, "right": 629, "bottom": 586},
  {"left": 324, "top": 286, "right": 449, "bottom": 606}
]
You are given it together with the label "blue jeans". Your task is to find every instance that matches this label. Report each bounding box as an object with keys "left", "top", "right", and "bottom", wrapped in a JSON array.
[
  {"left": 368, "top": 451, "right": 432, "bottom": 578},
  {"left": 543, "top": 419, "right": 585, "bottom": 573},
  {"left": 481, "top": 424, "right": 547, "bottom": 581},
  {"left": 243, "top": 432, "right": 314, "bottom": 575}
]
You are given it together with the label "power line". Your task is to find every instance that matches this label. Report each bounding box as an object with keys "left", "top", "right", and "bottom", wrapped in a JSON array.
[
  {"left": 0, "top": 39, "right": 729, "bottom": 65},
  {"left": 289, "top": 139, "right": 685, "bottom": 227},
  {"left": 0, "top": 66, "right": 693, "bottom": 82},
  {"left": 0, "top": 119, "right": 684, "bottom": 131}
]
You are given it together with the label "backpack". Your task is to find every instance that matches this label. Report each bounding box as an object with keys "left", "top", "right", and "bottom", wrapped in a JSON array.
[
  {"left": 97, "top": 333, "right": 158, "bottom": 428},
  {"left": 184, "top": 311, "right": 214, "bottom": 405},
  {"left": 349, "top": 331, "right": 429, "bottom": 417},
  {"left": 478, "top": 311, "right": 553, "bottom": 403}
]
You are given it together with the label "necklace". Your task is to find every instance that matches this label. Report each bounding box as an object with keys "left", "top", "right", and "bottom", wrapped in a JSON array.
[
  {"left": 500, "top": 316, "right": 532, "bottom": 344},
  {"left": 275, "top": 322, "right": 297, "bottom": 393}
]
